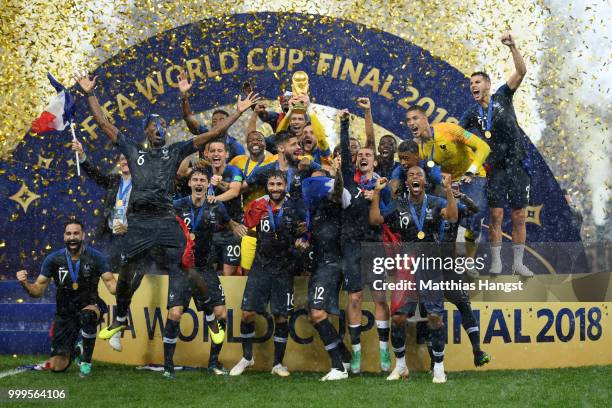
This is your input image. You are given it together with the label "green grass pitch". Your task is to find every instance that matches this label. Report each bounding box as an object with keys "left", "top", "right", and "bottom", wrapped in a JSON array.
[{"left": 0, "top": 356, "right": 610, "bottom": 407}]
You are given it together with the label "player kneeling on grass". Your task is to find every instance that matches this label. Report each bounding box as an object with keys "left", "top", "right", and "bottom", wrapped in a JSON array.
[
  {"left": 369, "top": 169, "right": 457, "bottom": 383},
  {"left": 230, "top": 170, "right": 308, "bottom": 377},
  {"left": 15, "top": 220, "right": 117, "bottom": 378}
]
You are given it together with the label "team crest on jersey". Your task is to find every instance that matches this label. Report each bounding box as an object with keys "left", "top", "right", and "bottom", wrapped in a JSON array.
[
  {"left": 82, "top": 263, "right": 91, "bottom": 277},
  {"left": 162, "top": 147, "right": 170, "bottom": 160}
]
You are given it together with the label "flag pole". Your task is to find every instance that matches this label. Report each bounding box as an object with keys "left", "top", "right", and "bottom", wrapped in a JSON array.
[{"left": 70, "top": 122, "right": 81, "bottom": 177}]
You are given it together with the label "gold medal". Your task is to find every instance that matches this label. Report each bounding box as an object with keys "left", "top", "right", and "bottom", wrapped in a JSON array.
[
  {"left": 485, "top": 131, "right": 492, "bottom": 139},
  {"left": 72, "top": 282, "right": 79, "bottom": 290},
  {"left": 417, "top": 231, "right": 425, "bottom": 240},
  {"left": 116, "top": 199, "right": 123, "bottom": 207},
  {"left": 189, "top": 233, "right": 196, "bottom": 241},
  {"left": 427, "top": 160, "right": 435, "bottom": 168}
]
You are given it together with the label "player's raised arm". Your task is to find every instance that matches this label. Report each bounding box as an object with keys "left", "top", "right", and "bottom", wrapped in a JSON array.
[
  {"left": 178, "top": 70, "right": 201, "bottom": 135},
  {"left": 330, "top": 159, "right": 345, "bottom": 204},
  {"left": 192, "top": 92, "right": 261, "bottom": 148},
  {"left": 74, "top": 72, "right": 119, "bottom": 143},
  {"left": 357, "top": 97, "right": 375, "bottom": 150},
  {"left": 100, "top": 271, "right": 117, "bottom": 295},
  {"left": 16, "top": 270, "right": 50, "bottom": 298},
  {"left": 71, "top": 139, "right": 115, "bottom": 189},
  {"left": 339, "top": 109, "right": 354, "bottom": 184},
  {"left": 248, "top": 106, "right": 261, "bottom": 135},
  {"left": 369, "top": 178, "right": 387, "bottom": 226},
  {"left": 502, "top": 32, "right": 527, "bottom": 91},
  {"left": 440, "top": 173, "right": 458, "bottom": 223}
]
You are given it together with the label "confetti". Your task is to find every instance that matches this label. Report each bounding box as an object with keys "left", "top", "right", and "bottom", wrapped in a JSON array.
[{"left": 0, "top": 0, "right": 609, "bottom": 244}]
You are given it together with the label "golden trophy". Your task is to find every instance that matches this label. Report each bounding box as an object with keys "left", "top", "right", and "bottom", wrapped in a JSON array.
[{"left": 291, "top": 71, "right": 309, "bottom": 114}]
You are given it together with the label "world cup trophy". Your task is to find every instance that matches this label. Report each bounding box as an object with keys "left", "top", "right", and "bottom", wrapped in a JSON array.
[{"left": 290, "top": 71, "right": 309, "bottom": 114}]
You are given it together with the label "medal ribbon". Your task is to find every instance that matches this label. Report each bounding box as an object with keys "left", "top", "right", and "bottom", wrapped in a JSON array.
[
  {"left": 478, "top": 98, "right": 494, "bottom": 133},
  {"left": 65, "top": 249, "right": 80, "bottom": 286},
  {"left": 420, "top": 127, "right": 435, "bottom": 164},
  {"left": 408, "top": 194, "right": 428, "bottom": 236},
  {"left": 189, "top": 196, "right": 205, "bottom": 231},
  {"left": 117, "top": 179, "right": 131, "bottom": 205},
  {"left": 244, "top": 157, "right": 264, "bottom": 178},
  {"left": 267, "top": 201, "right": 285, "bottom": 234}
]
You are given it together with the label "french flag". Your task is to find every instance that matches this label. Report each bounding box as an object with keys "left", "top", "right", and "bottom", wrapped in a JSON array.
[
  {"left": 31, "top": 73, "right": 75, "bottom": 135},
  {"left": 302, "top": 176, "right": 352, "bottom": 210}
]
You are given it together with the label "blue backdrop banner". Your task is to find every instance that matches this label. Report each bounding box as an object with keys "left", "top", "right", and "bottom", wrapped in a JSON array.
[{"left": 0, "top": 12, "right": 584, "bottom": 277}]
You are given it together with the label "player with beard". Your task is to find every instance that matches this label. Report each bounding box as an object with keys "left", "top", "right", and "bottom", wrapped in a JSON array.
[
  {"left": 178, "top": 71, "right": 245, "bottom": 161},
  {"left": 437, "top": 182, "right": 491, "bottom": 367},
  {"left": 207, "top": 140, "right": 244, "bottom": 276},
  {"left": 300, "top": 122, "right": 331, "bottom": 165},
  {"left": 263, "top": 95, "right": 332, "bottom": 164},
  {"left": 262, "top": 102, "right": 307, "bottom": 155},
  {"left": 339, "top": 110, "right": 392, "bottom": 374},
  {"left": 74, "top": 72, "right": 260, "bottom": 341},
  {"left": 245, "top": 132, "right": 318, "bottom": 276},
  {"left": 459, "top": 32, "right": 532, "bottom": 277},
  {"left": 230, "top": 170, "right": 308, "bottom": 377},
  {"left": 15, "top": 220, "right": 116, "bottom": 377},
  {"left": 172, "top": 168, "right": 243, "bottom": 376},
  {"left": 369, "top": 168, "right": 457, "bottom": 383},
  {"left": 303, "top": 163, "right": 353, "bottom": 381},
  {"left": 245, "top": 132, "right": 321, "bottom": 202},
  {"left": 375, "top": 135, "right": 401, "bottom": 179},
  {"left": 406, "top": 105, "right": 490, "bottom": 276}
]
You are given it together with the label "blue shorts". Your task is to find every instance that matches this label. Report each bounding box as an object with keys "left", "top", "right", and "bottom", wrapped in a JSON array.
[{"left": 341, "top": 242, "right": 362, "bottom": 293}]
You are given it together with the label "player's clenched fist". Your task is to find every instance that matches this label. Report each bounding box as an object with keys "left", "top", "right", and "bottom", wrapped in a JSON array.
[
  {"left": 16, "top": 270, "right": 28, "bottom": 283},
  {"left": 375, "top": 177, "right": 388, "bottom": 191}
]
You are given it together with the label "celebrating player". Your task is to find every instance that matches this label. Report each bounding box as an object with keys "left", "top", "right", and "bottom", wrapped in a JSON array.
[
  {"left": 303, "top": 165, "right": 353, "bottom": 381},
  {"left": 74, "top": 71, "right": 260, "bottom": 340},
  {"left": 369, "top": 169, "right": 457, "bottom": 383},
  {"left": 207, "top": 140, "right": 244, "bottom": 276},
  {"left": 234, "top": 110, "right": 277, "bottom": 208},
  {"left": 438, "top": 183, "right": 491, "bottom": 367},
  {"left": 375, "top": 135, "right": 401, "bottom": 179},
  {"left": 230, "top": 171, "right": 308, "bottom": 377},
  {"left": 169, "top": 168, "right": 243, "bottom": 377},
  {"left": 406, "top": 105, "right": 490, "bottom": 276},
  {"left": 15, "top": 220, "right": 116, "bottom": 377},
  {"left": 459, "top": 32, "right": 532, "bottom": 277},
  {"left": 71, "top": 139, "right": 131, "bottom": 351},
  {"left": 339, "top": 109, "right": 392, "bottom": 374},
  {"left": 179, "top": 70, "right": 246, "bottom": 161}
]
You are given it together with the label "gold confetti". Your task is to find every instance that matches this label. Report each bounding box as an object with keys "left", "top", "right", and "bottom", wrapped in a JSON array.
[{"left": 0, "top": 0, "right": 609, "bottom": 241}]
